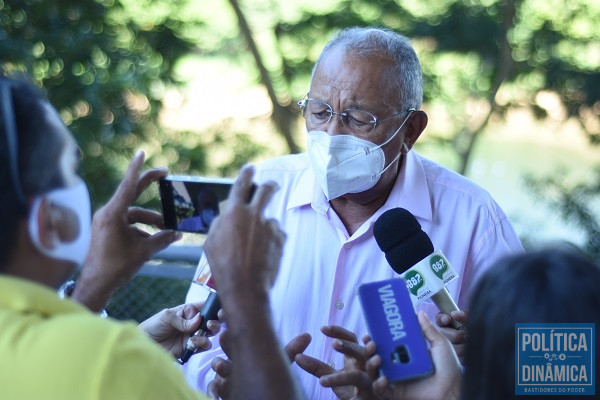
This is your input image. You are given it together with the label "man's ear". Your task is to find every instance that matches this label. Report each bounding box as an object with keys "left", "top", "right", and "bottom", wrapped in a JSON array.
[
  {"left": 404, "top": 110, "right": 428, "bottom": 151},
  {"left": 35, "top": 198, "right": 60, "bottom": 250}
]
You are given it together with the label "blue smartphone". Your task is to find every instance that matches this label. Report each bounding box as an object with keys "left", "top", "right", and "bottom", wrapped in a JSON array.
[{"left": 358, "top": 278, "right": 434, "bottom": 382}]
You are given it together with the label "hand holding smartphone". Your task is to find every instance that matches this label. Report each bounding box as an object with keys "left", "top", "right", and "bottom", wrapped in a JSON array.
[{"left": 358, "top": 278, "right": 434, "bottom": 382}]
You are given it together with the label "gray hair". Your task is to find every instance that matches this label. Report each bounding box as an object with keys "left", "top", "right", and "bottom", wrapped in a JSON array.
[{"left": 312, "top": 27, "right": 423, "bottom": 110}]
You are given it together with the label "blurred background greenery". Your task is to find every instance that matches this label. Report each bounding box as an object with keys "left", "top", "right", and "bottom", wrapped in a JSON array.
[{"left": 2, "top": 0, "right": 599, "bottom": 258}]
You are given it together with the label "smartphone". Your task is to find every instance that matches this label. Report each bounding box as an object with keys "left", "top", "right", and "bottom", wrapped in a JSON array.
[
  {"left": 358, "top": 278, "right": 434, "bottom": 382},
  {"left": 158, "top": 175, "right": 234, "bottom": 234}
]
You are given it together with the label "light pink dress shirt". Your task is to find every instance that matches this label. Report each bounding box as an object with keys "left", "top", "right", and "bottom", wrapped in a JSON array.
[{"left": 183, "top": 151, "right": 523, "bottom": 400}]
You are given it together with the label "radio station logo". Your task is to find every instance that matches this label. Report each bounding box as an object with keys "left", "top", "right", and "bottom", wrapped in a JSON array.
[{"left": 515, "top": 323, "right": 595, "bottom": 396}]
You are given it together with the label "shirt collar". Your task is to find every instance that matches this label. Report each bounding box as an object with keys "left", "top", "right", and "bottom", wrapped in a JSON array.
[
  {"left": 384, "top": 150, "right": 433, "bottom": 222},
  {"left": 285, "top": 151, "right": 432, "bottom": 220},
  {"left": 286, "top": 166, "right": 326, "bottom": 213},
  {"left": 0, "top": 275, "right": 88, "bottom": 317}
]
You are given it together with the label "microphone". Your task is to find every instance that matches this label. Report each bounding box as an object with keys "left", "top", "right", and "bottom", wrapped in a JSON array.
[
  {"left": 373, "top": 208, "right": 466, "bottom": 331},
  {"left": 177, "top": 281, "right": 221, "bottom": 365}
]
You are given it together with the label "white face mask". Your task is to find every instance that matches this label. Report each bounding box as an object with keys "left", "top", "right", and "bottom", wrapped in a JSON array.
[
  {"left": 307, "top": 109, "right": 414, "bottom": 200},
  {"left": 28, "top": 180, "right": 92, "bottom": 266}
]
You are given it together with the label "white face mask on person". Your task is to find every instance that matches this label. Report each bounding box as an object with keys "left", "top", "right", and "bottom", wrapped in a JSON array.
[
  {"left": 28, "top": 179, "right": 92, "bottom": 266},
  {"left": 307, "top": 109, "right": 414, "bottom": 200}
]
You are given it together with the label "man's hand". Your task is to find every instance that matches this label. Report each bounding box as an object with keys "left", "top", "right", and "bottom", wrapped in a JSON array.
[
  {"left": 207, "top": 331, "right": 312, "bottom": 400},
  {"left": 203, "top": 165, "right": 284, "bottom": 299},
  {"left": 295, "top": 326, "right": 380, "bottom": 400},
  {"left": 72, "top": 151, "right": 181, "bottom": 311},
  {"left": 139, "top": 302, "right": 221, "bottom": 358},
  {"left": 369, "top": 312, "right": 462, "bottom": 400},
  {"left": 435, "top": 310, "right": 468, "bottom": 363}
]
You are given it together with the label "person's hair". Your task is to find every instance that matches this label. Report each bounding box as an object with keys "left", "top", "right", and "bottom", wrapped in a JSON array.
[
  {"left": 312, "top": 26, "right": 423, "bottom": 111},
  {"left": 0, "top": 77, "right": 66, "bottom": 269},
  {"left": 462, "top": 244, "right": 600, "bottom": 400}
]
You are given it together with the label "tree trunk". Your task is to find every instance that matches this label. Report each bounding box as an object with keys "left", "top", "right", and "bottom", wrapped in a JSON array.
[
  {"left": 457, "top": 0, "right": 517, "bottom": 175},
  {"left": 227, "top": 0, "right": 300, "bottom": 154}
]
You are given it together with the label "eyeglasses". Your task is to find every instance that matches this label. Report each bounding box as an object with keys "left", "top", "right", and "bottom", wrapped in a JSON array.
[
  {"left": 0, "top": 78, "right": 28, "bottom": 214},
  {"left": 298, "top": 94, "right": 408, "bottom": 135}
]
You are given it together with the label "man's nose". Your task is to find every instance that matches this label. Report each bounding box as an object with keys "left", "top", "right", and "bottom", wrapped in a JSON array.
[{"left": 325, "top": 113, "right": 345, "bottom": 136}]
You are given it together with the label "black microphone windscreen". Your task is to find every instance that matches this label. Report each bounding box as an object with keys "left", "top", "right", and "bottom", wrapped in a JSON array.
[{"left": 373, "top": 208, "right": 434, "bottom": 274}]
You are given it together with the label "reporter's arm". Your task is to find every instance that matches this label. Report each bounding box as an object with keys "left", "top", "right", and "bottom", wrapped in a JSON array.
[
  {"left": 72, "top": 151, "right": 181, "bottom": 311},
  {"left": 204, "top": 165, "right": 304, "bottom": 400}
]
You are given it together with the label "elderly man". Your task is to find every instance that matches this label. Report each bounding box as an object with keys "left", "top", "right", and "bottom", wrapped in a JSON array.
[
  {"left": 184, "top": 27, "right": 523, "bottom": 399},
  {"left": 0, "top": 77, "right": 302, "bottom": 400}
]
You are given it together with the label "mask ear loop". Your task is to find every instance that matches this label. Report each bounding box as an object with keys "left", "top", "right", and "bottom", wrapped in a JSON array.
[
  {"left": 371, "top": 108, "right": 415, "bottom": 151},
  {"left": 370, "top": 109, "right": 416, "bottom": 179}
]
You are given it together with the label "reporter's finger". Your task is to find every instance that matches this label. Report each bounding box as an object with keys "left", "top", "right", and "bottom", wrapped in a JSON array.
[
  {"left": 321, "top": 325, "right": 358, "bottom": 343},
  {"left": 142, "top": 230, "right": 182, "bottom": 258},
  {"left": 435, "top": 312, "right": 452, "bottom": 327},
  {"left": 438, "top": 326, "right": 466, "bottom": 344},
  {"left": 250, "top": 181, "right": 278, "bottom": 213},
  {"left": 127, "top": 207, "right": 164, "bottom": 228},
  {"left": 284, "top": 333, "right": 312, "bottom": 362},
  {"left": 364, "top": 340, "right": 377, "bottom": 358},
  {"left": 166, "top": 311, "right": 201, "bottom": 334},
  {"left": 136, "top": 167, "right": 168, "bottom": 198},
  {"left": 332, "top": 339, "right": 366, "bottom": 361},
  {"left": 361, "top": 334, "right": 371, "bottom": 345},
  {"left": 205, "top": 319, "right": 221, "bottom": 336},
  {"left": 228, "top": 165, "right": 255, "bottom": 208},
  {"left": 211, "top": 356, "right": 232, "bottom": 377},
  {"left": 419, "top": 311, "right": 448, "bottom": 345},
  {"left": 207, "top": 377, "right": 225, "bottom": 400},
  {"left": 372, "top": 376, "right": 394, "bottom": 399},
  {"left": 319, "top": 370, "right": 372, "bottom": 389},
  {"left": 189, "top": 336, "right": 212, "bottom": 352},
  {"left": 365, "top": 351, "right": 381, "bottom": 381},
  {"left": 295, "top": 353, "right": 335, "bottom": 378},
  {"left": 179, "top": 302, "right": 206, "bottom": 319},
  {"left": 450, "top": 310, "right": 468, "bottom": 324},
  {"left": 110, "top": 151, "right": 145, "bottom": 210}
]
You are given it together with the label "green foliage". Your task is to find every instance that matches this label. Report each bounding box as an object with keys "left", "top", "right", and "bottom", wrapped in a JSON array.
[
  {"left": 0, "top": 0, "right": 197, "bottom": 208},
  {"left": 526, "top": 169, "right": 600, "bottom": 258},
  {"left": 2, "top": 0, "right": 598, "bottom": 257},
  {"left": 272, "top": 0, "right": 599, "bottom": 146}
]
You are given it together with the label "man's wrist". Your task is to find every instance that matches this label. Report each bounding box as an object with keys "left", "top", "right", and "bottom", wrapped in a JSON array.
[
  {"left": 61, "top": 279, "right": 110, "bottom": 317},
  {"left": 220, "top": 287, "right": 271, "bottom": 327}
]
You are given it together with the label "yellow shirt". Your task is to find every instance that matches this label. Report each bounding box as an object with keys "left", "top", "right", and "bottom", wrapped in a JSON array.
[{"left": 0, "top": 275, "right": 208, "bottom": 400}]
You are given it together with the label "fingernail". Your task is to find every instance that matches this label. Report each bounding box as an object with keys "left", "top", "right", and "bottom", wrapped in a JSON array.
[
  {"left": 334, "top": 339, "right": 343, "bottom": 347},
  {"left": 441, "top": 315, "right": 451, "bottom": 324},
  {"left": 172, "top": 232, "right": 183, "bottom": 241},
  {"left": 135, "top": 150, "right": 144, "bottom": 158}
]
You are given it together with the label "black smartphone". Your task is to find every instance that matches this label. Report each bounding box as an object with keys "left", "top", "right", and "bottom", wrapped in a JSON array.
[
  {"left": 158, "top": 175, "right": 235, "bottom": 234},
  {"left": 358, "top": 278, "right": 434, "bottom": 382}
]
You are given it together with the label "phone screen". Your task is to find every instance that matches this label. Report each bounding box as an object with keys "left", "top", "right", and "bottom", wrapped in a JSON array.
[{"left": 159, "top": 176, "right": 234, "bottom": 233}]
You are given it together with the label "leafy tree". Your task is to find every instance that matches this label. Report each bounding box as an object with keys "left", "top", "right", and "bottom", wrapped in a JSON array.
[
  {"left": 268, "top": 0, "right": 599, "bottom": 173},
  {"left": 0, "top": 0, "right": 200, "bottom": 207}
]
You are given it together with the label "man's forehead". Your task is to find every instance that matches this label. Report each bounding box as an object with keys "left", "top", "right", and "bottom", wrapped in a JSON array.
[{"left": 310, "top": 48, "right": 399, "bottom": 108}]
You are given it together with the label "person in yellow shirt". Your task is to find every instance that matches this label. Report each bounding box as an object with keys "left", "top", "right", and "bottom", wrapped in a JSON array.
[{"left": 0, "top": 77, "right": 304, "bottom": 400}]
